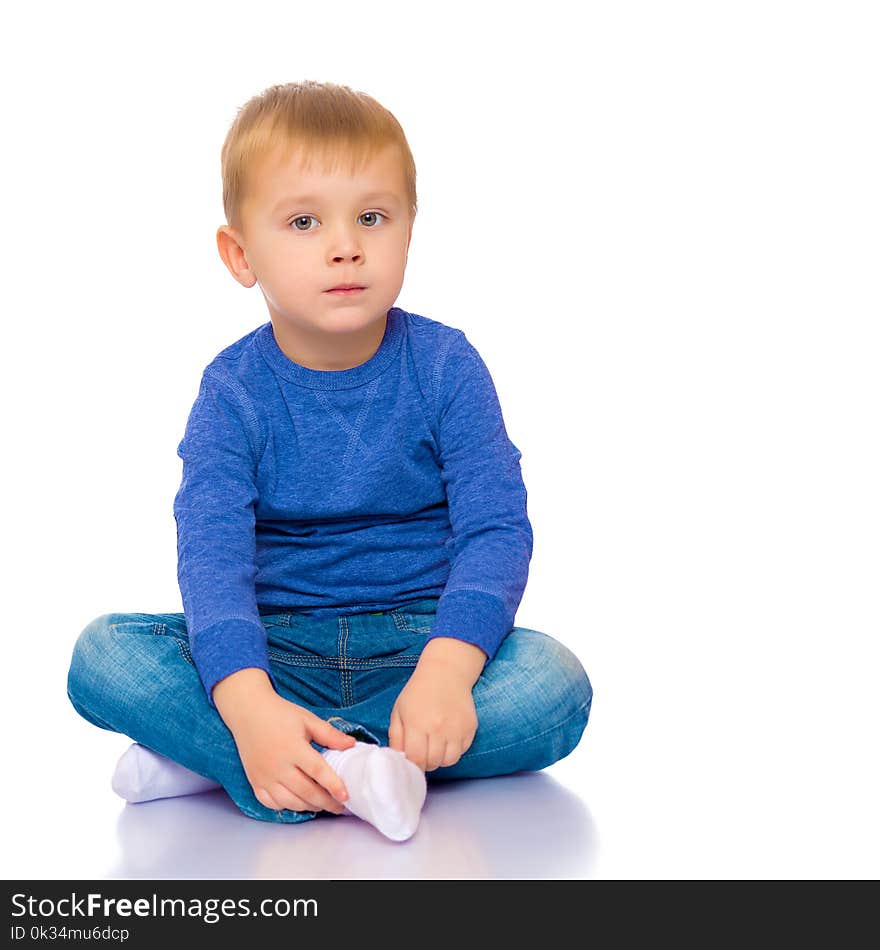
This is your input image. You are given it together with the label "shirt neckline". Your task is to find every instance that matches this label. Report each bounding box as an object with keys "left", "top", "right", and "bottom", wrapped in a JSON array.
[{"left": 256, "top": 307, "right": 404, "bottom": 390}]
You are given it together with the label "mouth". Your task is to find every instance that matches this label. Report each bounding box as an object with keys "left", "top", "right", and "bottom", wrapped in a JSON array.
[{"left": 326, "top": 284, "right": 367, "bottom": 294}]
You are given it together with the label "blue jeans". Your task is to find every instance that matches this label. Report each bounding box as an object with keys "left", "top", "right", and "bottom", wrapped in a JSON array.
[{"left": 66, "top": 599, "right": 592, "bottom": 824}]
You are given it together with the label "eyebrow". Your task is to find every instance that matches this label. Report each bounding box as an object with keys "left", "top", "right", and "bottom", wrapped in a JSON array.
[{"left": 272, "top": 192, "right": 401, "bottom": 212}]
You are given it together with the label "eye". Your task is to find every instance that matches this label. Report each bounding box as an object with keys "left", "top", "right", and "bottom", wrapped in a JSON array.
[
  {"left": 359, "top": 211, "right": 387, "bottom": 228},
  {"left": 290, "top": 214, "right": 318, "bottom": 232}
]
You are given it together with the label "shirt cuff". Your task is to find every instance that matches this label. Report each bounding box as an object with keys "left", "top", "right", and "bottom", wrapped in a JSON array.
[
  {"left": 189, "top": 618, "right": 280, "bottom": 709},
  {"left": 426, "top": 589, "right": 512, "bottom": 664}
]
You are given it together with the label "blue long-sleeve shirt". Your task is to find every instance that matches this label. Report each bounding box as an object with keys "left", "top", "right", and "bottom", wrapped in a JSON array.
[{"left": 173, "top": 306, "right": 533, "bottom": 705}]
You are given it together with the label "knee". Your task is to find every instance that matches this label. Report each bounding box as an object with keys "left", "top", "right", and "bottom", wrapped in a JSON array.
[
  {"left": 68, "top": 614, "right": 104, "bottom": 696},
  {"left": 507, "top": 628, "right": 593, "bottom": 725},
  {"left": 544, "top": 634, "right": 592, "bottom": 723},
  {"left": 454, "top": 629, "right": 592, "bottom": 776},
  {"left": 67, "top": 613, "right": 118, "bottom": 712}
]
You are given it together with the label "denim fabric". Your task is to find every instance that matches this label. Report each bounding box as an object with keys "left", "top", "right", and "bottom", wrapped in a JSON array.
[{"left": 67, "top": 599, "right": 592, "bottom": 824}]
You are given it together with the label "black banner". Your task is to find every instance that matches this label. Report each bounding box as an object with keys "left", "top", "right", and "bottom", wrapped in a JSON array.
[{"left": 2, "top": 880, "right": 876, "bottom": 943}]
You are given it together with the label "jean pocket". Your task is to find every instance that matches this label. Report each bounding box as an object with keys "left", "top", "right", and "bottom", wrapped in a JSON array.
[
  {"left": 107, "top": 615, "right": 195, "bottom": 666},
  {"left": 390, "top": 610, "right": 436, "bottom": 634},
  {"left": 107, "top": 615, "right": 163, "bottom": 636},
  {"left": 261, "top": 613, "right": 296, "bottom": 630}
]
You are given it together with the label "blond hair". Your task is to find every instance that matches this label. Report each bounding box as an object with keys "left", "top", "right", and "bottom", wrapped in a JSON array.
[{"left": 220, "top": 80, "right": 418, "bottom": 232}]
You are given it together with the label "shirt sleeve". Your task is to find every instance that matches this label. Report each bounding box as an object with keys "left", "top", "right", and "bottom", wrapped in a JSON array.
[
  {"left": 173, "top": 370, "right": 280, "bottom": 707},
  {"left": 427, "top": 331, "right": 534, "bottom": 663}
]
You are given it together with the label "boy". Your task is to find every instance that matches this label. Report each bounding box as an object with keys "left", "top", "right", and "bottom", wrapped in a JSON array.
[{"left": 67, "top": 80, "right": 592, "bottom": 842}]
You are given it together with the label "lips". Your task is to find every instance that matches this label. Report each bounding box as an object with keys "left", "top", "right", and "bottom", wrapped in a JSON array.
[{"left": 327, "top": 284, "right": 365, "bottom": 291}]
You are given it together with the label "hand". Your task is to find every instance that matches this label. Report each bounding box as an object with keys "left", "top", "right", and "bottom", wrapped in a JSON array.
[
  {"left": 388, "top": 661, "right": 479, "bottom": 772},
  {"left": 216, "top": 675, "right": 356, "bottom": 813}
]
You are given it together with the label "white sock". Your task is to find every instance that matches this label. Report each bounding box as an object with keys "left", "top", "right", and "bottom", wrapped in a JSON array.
[
  {"left": 112, "top": 740, "right": 427, "bottom": 841},
  {"left": 111, "top": 743, "right": 221, "bottom": 803},
  {"left": 323, "top": 741, "right": 427, "bottom": 842}
]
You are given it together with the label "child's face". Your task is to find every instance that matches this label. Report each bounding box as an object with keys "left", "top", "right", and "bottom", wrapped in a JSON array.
[{"left": 218, "top": 143, "right": 413, "bottom": 358}]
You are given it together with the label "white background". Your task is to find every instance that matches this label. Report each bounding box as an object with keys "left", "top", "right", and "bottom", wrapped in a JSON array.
[{"left": 1, "top": 0, "right": 877, "bottom": 879}]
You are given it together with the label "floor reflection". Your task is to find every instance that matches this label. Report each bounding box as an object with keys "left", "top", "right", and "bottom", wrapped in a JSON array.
[{"left": 107, "top": 771, "right": 599, "bottom": 879}]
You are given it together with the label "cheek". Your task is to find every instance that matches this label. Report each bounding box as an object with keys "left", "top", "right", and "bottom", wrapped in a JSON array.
[
  {"left": 382, "top": 235, "right": 410, "bottom": 268},
  {"left": 268, "top": 249, "right": 313, "bottom": 283}
]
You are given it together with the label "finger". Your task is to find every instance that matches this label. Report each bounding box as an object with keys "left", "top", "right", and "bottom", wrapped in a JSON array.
[
  {"left": 299, "top": 749, "right": 350, "bottom": 805},
  {"left": 254, "top": 786, "right": 279, "bottom": 810},
  {"left": 285, "top": 767, "right": 345, "bottom": 814},
  {"left": 441, "top": 741, "right": 462, "bottom": 768},
  {"left": 388, "top": 708, "right": 403, "bottom": 752},
  {"left": 425, "top": 735, "right": 445, "bottom": 772},
  {"left": 405, "top": 730, "right": 428, "bottom": 771},
  {"left": 267, "top": 781, "right": 314, "bottom": 814},
  {"left": 312, "top": 716, "right": 357, "bottom": 751}
]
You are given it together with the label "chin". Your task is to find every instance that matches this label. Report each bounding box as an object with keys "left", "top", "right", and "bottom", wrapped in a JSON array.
[{"left": 324, "top": 300, "right": 386, "bottom": 316}]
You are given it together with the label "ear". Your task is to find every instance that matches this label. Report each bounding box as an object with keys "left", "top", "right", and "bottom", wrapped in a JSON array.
[{"left": 216, "top": 225, "right": 257, "bottom": 288}]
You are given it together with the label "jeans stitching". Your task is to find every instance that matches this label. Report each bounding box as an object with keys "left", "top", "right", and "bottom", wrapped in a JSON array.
[
  {"left": 175, "top": 639, "right": 195, "bottom": 666},
  {"left": 107, "top": 620, "right": 195, "bottom": 667},
  {"left": 335, "top": 617, "right": 344, "bottom": 707},
  {"left": 349, "top": 655, "right": 420, "bottom": 669},
  {"left": 267, "top": 652, "right": 420, "bottom": 669},
  {"left": 339, "top": 615, "right": 353, "bottom": 707},
  {"left": 463, "top": 701, "right": 591, "bottom": 759},
  {"left": 266, "top": 651, "right": 340, "bottom": 667},
  {"left": 153, "top": 620, "right": 195, "bottom": 666},
  {"left": 390, "top": 611, "right": 433, "bottom": 634},
  {"left": 262, "top": 614, "right": 294, "bottom": 629}
]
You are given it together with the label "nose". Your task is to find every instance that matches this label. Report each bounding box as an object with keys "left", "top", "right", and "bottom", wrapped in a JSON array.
[
  {"left": 328, "top": 223, "right": 364, "bottom": 264},
  {"left": 332, "top": 251, "right": 362, "bottom": 263}
]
